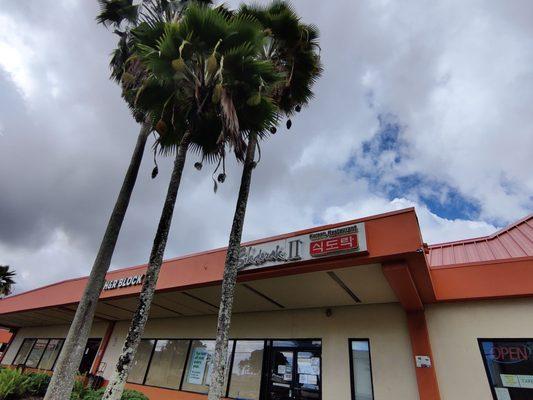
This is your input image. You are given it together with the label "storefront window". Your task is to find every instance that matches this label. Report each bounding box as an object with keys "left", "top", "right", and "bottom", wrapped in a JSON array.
[
  {"left": 38, "top": 339, "right": 63, "bottom": 370},
  {"left": 479, "top": 339, "right": 533, "bottom": 400},
  {"left": 128, "top": 339, "right": 155, "bottom": 384},
  {"left": 228, "top": 340, "right": 265, "bottom": 400},
  {"left": 181, "top": 339, "right": 233, "bottom": 394},
  {"left": 145, "top": 339, "right": 189, "bottom": 389},
  {"left": 349, "top": 340, "right": 374, "bottom": 400},
  {"left": 13, "top": 338, "right": 36, "bottom": 366},
  {"left": 25, "top": 339, "right": 49, "bottom": 368}
]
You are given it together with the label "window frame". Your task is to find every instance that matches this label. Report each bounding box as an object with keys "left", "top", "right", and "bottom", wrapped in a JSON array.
[
  {"left": 127, "top": 338, "right": 156, "bottom": 385},
  {"left": 36, "top": 338, "right": 64, "bottom": 371},
  {"left": 348, "top": 339, "right": 375, "bottom": 400},
  {"left": 25, "top": 338, "right": 50, "bottom": 369},
  {"left": 226, "top": 339, "right": 268, "bottom": 400},
  {"left": 127, "top": 338, "right": 268, "bottom": 399},
  {"left": 144, "top": 339, "right": 190, "bottom": 390},
  {"left": 11, "top": 338, "right": 66, "bottom": 371},
  {"left": 177, "top": 339, "right": 235, "bottom": 395},
  {"left": 12, "top": 338, "right": 37, "bottom": 367},
  {"left": 478, "top": 337, "right": 533, "bottom": 400}
]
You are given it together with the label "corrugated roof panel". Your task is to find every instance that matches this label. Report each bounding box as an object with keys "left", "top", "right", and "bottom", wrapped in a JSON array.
[
  {"left": 476, "top": 241, "right": 496, "bottom": 262},
  {"left": 489, "top": 237, "right": 512, "bottom": 259},
  {"left": 511, "top": 224, "right": 533, "bottom": 255},
  {"left": 498, "top": 234, "right": 526, "bottom": 257},
  {"left": 520, "top": 221, "right": 533, "bottom": 240},
  {"left": 428, "top": 214, "right": 533, "bottom": 268},
  {"left": 464, "top": 242, "right": 480, "bottom": 263},
  {"left": 430, "top": 247, "right": 443, "bottom": 266},
  {"left": 453, "top": 244, "right": 468, "bottom": 264},
  {"left": 442, "top": 246, "right": 456, "bottom": 265}
]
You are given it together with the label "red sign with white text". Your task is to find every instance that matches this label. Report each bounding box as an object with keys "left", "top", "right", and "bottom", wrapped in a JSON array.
[{"left": 309, "top": 234, "right": 359, "bottom": 257}]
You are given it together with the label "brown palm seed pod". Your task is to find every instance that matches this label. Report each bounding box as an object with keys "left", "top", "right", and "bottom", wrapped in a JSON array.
[{"left": 155, "top": 119, "right": 167, "bottom": 136}]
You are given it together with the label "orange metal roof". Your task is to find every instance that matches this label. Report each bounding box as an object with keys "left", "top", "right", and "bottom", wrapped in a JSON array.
[{"left": 428, "top": 214, "right": 533, "bottom": 268}]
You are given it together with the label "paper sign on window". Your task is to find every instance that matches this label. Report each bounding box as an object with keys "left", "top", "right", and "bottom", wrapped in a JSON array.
[{"left": 188, "top": 348, "right": 208, "bottom": 385}]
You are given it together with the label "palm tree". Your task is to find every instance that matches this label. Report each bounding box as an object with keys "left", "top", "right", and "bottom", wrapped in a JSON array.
[
  {"left": 0, "top": 266, "right": 15, "bottom": 297},
  {"left": 207, "top": 3, "right": 322, "bottom": 399},
  {"left": 44, "top": 1, "right": 190, "bottom": 398},
  {"left": 102, "top": 4, "right": 282, "bottom": 399}
]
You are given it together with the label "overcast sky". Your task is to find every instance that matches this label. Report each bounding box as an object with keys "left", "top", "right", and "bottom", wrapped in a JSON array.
[{"left": 1, "top": 0, "right": 532, "bottom": 294}]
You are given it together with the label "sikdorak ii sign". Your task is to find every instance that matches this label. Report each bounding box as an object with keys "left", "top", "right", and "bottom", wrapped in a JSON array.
[{"left": 237, "top": 222, "right": 367, "bottom": 272}]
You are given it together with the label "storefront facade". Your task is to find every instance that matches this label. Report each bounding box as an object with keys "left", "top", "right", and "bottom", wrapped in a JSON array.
[{"left": 0, "top": 208, "right": 532, "bottom": 400}]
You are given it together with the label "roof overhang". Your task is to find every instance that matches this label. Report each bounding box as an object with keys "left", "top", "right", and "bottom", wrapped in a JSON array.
[{"left": 0, "top": 208, "right": 434, "bottom": 327}]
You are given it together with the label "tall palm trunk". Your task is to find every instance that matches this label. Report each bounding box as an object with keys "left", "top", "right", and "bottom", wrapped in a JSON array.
[
  {"left": 44, "top": 121, "right": 151, "bottom": 400},
  {"left": 102, "top": 131, "right": 192, "bottom": 400},
  {"left": 208, "top": 132, "right": 257, "bottom": 400}
]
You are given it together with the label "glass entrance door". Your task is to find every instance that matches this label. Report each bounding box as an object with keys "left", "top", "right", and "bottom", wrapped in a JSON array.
[
  {"left": 267, "top": 341, "right": 321, "bottom": 400},
  {"left": 79, "top": 339, "right": 101, "bottom": 374}
]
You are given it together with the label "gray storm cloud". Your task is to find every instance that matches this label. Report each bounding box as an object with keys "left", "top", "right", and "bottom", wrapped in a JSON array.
[{"left": 0, "top": 0, "right": 531, "bottom": 293}]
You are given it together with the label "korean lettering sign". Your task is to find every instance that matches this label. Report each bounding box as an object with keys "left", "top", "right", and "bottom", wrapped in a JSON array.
[
  {"left": 479, "top": 339, "right": 533, "bottom": 400},
  {"left": 309, "top": 234, "right": 359, "bottom": 257}
]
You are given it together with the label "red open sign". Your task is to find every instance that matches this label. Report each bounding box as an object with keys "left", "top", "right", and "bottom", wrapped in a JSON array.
[{"left": 310, "top": 234, "right": 359, "bottom": 257}]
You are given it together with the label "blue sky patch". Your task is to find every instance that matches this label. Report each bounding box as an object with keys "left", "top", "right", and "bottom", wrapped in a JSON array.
[{"left": 347, "top": 114, "right": 481, "bottom": 221}]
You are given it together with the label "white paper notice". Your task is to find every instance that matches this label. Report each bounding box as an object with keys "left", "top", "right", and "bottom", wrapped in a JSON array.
[
  {"left": 188, "top": 348, "right": 208, "bottom": 385},
  {"left": 495, "top": 387, "right": 511, "bottom": 400},
  {"left": 500, "top": 374, "right": 520, "bottom": 388},
  {"left": 299, "top": 374, "right": 317, "bottom": 385},
  {"left": 298, "top": 359, "right": 314, "bottom": 375},
  {"left": 278, "top": 365, "right": 286, "bottom": 374},
  {"left": 517, "top": 375, "right": 533, "bottom": 389},
  {"left": 283, "top": 373, "right": 292, "bottom": 381}
]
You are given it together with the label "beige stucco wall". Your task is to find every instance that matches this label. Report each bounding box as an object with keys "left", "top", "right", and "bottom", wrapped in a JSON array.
[
  {"left": 1, "top": 322, "right": 108, "bottom": 366},
  {"left": 426, "top": 297, "right": 533, "bottom": 400},
  {"left": 101, "top": 303, "right": 419, "bottom": 400}
]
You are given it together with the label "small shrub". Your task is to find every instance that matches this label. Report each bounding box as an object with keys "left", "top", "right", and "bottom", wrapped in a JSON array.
[
  {"left": 27, "top": 372, "right": 51, "bottom": 396},
  {"left": 71, "top": 385, "right": 148, "bottom": 400},
  {"left": 0, "top": 368, "right": 31, "bottom": 399},
  {"left": 81, "top": 387, "right": 104, "bottom": 400},
  {"left": 71, "top": 379, "right": 92, "bottom": 400},
  {"left": 120, "top": 389, "right": 148, "bottom": 400}
]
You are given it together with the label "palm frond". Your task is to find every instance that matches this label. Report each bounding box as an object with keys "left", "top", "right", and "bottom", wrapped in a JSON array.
[
  {"left": 0, "top": 265, "right": 15, "bottom": 296},
  {"left": 96, "top": 0, "right": 139, "bottom": 27}
]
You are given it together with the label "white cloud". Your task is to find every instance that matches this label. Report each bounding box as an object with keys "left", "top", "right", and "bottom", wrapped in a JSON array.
[
  {"left": 350, "top": 0, "right": 533, "bottom": 223},
  {"left": 0, "top": 0, "right": 530, "bottom": 295},
  {"left": 0, "top": 15, "right": 36, "bottom": 97}
]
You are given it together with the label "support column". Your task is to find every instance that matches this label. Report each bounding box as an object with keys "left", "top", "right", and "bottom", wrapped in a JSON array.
[
  {"left": 91, "top": 321, "right": 116, "bottom": 375},
  {"left": 383, "top": 261, "right": 441, "bottom": 400},
  {"left": 406, "top": 310, "right": 441, "bottom": 400}
]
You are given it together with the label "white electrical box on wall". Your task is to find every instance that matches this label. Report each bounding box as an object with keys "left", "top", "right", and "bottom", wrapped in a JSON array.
[{"left": 415, "top": 355, "right": 432, "bottom": 368}]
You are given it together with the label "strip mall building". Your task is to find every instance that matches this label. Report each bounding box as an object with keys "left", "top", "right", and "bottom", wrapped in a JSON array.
[{"left": 1, "top": 208, "right": 532, "bottom": 400}]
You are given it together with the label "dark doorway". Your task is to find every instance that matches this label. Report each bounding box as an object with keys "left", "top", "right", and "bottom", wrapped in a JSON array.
[
  {"left": 265, "top": 340, "right": 321, "bottom": 400},
  {"left": 78, "top": 339, "right": 101, "bottom": 374}
]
